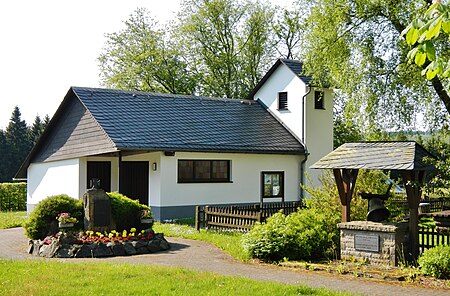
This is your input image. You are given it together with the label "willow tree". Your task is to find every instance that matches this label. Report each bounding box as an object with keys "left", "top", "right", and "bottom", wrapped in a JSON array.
[{"left": 299, "top": 0, "right": 450, "bottom": 132}]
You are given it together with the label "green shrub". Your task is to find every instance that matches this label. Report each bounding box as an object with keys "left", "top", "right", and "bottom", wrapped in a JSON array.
[
  {"left": 24, "top": 194, "right": 83, "bottom": 239},
  {"left": 107, "top": 192, "right": 151, "bottom": 231},
  {"left": 243, "top": 208, "right": 338, "bottom": 261},
  {"left": 0, "top": 182, "right": 26, "bottom": 211},
  {"left": 418, "top": 244, "right": 450, "bottom": 279}
]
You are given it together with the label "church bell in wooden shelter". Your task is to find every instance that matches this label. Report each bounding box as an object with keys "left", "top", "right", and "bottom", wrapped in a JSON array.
[{"left": 367, "top": 197, "right": 390, "bottom": 222}]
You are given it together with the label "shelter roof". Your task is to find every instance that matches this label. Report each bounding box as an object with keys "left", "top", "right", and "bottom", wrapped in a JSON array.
[{"left": 310, "top": 141, "right": 435, "bottom": 171}]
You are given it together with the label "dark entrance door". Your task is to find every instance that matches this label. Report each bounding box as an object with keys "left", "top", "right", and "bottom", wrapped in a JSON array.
[
  {"left": 87, "top": 161, "right": 111, "bottom": 192},
  {"left": 119, "top": 161, "right": 149, "bottom": 205}
]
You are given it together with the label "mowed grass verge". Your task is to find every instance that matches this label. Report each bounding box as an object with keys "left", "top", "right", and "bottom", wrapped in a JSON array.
[
  {"left": 0, "top": 211, "right": 27, "bottom": 229},
  {"left": 153, "top": 222, "right": 249, "bottom": 261},
  {"left": 0, "top": 260, "right": 353, "bottom": 296}
]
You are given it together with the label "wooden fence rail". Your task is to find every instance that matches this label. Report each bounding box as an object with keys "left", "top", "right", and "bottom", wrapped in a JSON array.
[
  {"left": 195, "top": 201, "right": 303, "bottom": 232},
  {"left": 389, "top": 197, "right": 450, "bottom": 214},
  {"left": 419, "top": 227, "right": 450, "bottom": 253}
]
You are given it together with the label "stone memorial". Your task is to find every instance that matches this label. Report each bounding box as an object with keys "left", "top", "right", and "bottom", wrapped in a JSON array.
[
  {"left": 338, "top": 221, "right": 409, "bottom": 266},
  {"left": 83, "top": 179, "right": 114, "bottom": 232}
]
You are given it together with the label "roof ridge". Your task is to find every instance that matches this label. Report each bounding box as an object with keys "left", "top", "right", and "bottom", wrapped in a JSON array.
[{"left": 71, "top": 86, "right": 242, "bottom": 103}]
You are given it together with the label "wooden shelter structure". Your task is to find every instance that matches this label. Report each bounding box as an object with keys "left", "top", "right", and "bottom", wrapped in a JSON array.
[{"left": 311, "top": 141, "right": 435, "bottom": 261}]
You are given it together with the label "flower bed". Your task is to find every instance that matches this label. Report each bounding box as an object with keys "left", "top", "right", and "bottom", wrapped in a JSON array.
[{"left": 28, "top": 228, "right": 170, "bottom": 258}]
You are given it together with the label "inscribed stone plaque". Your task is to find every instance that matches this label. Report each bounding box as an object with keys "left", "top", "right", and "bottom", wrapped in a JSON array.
[
  {"left": 354, "top": 234, "right": 379, "bottom": 252},
  {"left": 94, "top": 199, "right": 111, "bottom": 227}
]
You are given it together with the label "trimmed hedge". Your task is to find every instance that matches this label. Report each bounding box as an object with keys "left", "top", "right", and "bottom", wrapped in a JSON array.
[
  {"left": 107, "top": 192, "right": 151, "bottom": 231},
  {"left": 24, "top": 194, "right": 83, "bottom": 239},
  {"left": 0, "top": 182, "right": 26, "bottom": 211}
]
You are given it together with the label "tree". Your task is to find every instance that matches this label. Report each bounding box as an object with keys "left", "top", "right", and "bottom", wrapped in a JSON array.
[
  {"left": 99, "top": 8, "right": 198, "bottom": 95},
  {"left": 99, "top": 1, "right": 276, "bottom": 100},
  {"left": 28, "top": 115, "right": 44, "bottom": 145},
  {"left": 403, "top": 1, "right": 450, "bottom": 94},
  {"left": 0, "top": 130, "right": 10, "bottom": 182},
  {"left": 177, "top": 0, "right": 276, "bottom": 99},
  {"left": 4, "top": 106, "right": 31, "bottom": 182},
  {"left": 300, "top": 0, "right": 449, "bottom": 133}
]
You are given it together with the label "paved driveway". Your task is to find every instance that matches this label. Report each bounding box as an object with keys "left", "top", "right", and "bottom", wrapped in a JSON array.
[{"left": 1, "top": 227, "right": 448, "bottom": 296}]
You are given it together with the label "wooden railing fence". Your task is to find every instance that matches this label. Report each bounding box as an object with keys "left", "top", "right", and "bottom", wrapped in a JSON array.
[
  {"left": 388, "top": 197, "right": 450, "bottom": 214},
  {"left": 195, "top": 201, "right": 303, "bottom": 232},
  {"left": 419, "top": 227, "right": 450, "bottom": 253}
]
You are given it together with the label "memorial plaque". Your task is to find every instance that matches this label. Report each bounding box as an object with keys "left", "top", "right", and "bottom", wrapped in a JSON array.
[
  {"left": 354, "top": 234, "right": 379, "bottom": 252},
  {"left": 94, "top": 199, "right": 111, "bottom": 227}
]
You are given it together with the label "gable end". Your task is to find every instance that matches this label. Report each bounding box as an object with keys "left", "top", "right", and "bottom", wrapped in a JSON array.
[{"left": 32, "top": 91, "right": 117, "bottom": 163}]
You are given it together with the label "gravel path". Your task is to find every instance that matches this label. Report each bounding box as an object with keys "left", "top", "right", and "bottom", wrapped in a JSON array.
[{"left": 1, "top": 227, "right": 448, "bottom": 296}]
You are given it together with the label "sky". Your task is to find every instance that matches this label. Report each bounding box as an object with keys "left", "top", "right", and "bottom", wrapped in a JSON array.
[{"left": 0, "top": 0, "right": 293, "bottom": 130}]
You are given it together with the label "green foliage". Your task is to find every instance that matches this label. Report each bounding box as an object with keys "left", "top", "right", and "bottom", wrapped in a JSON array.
[
  {"left": 243, "top": 209, "right": 338, "bottom": 261},
  {"left": 419, "top": 124, "right": 450, "bottom": 195},
  {"left": 107, "top": 192, "right": 151, "bottom": 231},
  {"left": 403, "top": 2, "right": 450, "bottom": 83},
  {"left": 24, "top": 194, "right": 83, "bottom": 239},
  {"left": 0, "top": 182, "right": 26, "bottom": 211},
  {"left": 244, "top": 170, "right": 398, "bottom": 262},
  {"left": 99, "top": 0, "right": 276, "bottom": 100},
  {"left": 99, "top": 8, "right": 197, "bottom": 95},
  {"left": 301, "top": 0, "right": 449, "bottom": 131},
  {"left": 418, "top": 244, "right": 450, "bottom": 279}
]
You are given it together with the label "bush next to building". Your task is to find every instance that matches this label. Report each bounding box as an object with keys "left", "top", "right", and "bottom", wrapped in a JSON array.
[
  {"left": 24, "top": 194, "right": 83, "bottom": 239},
  {"left": 418, "top": 244, "right": 450, "bottom": 279},
  {"left": 0, "top": 182, "right": 26, "bottom": 211},
  {"left": 107, "top": 192, "right": 151, "bottom": 231}
]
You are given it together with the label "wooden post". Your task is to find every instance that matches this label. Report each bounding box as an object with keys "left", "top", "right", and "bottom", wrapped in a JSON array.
[
  {"left": 402, "top": 170, "right": 425, "bottom": 263},
  {"left": 333, "top": 168, "right": 359, "bottom": 222},
  {"left": 195, "top": 206, "right": 201, "bottom": 231}
]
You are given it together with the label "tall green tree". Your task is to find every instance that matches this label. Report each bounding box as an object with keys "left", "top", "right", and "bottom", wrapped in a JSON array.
[
  {"left": 0, "top": 130, "right": 10, "bottom": 182},
  {"left": 178, "top": 0, "right": 275, "bottom": 98},
  {"left": 28, "top": 115, "right": 44, "bottom": 145},
  {"left": 299, "top": 0, "right": 450, "bottom": 133},
  {"left": 4, "top": 106, "right": 31, "bottom": 181},
  {"left": 99, "top": 8, "right": 198, "bottom": 95}
]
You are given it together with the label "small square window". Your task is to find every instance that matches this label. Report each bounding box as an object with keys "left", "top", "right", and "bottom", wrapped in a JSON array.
[
  {"left": 314, "top": 91, "right": 325, "bottom": 110},
  {"left": 278, "top": 92, "right": 288, "bottom": 110}
]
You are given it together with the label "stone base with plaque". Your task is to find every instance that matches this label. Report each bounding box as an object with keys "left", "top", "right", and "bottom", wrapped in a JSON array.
[{"left": 338, "top": 221, "right": 409, "bottom": 266}]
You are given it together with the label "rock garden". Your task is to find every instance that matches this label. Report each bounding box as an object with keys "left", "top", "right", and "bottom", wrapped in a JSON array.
[{"left": 24, "top": 189, "right": 170, "bottom": 259}]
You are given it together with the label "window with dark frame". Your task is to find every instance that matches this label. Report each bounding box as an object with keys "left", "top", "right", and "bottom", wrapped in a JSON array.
[
  {"left": 261, "top": 171, "right": 284, "bottom": 199},
  {"left": 178, "top": 160, "right": 230, "bottom": 183},
  {"left": 278, "top": 92, "right": 288, "bottom": 110},
  {"left": 314, "top": 91, "right": 325, "bottom": 110}
]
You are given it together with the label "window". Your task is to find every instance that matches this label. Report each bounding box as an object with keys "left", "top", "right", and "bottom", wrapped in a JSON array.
[
  {"left": 178, "top": 160, "right": 230, "bottom": 183},
  {"left": 314, "top": 91, "right": 325, "bottom": 110},
  {"left": 261, "top": 172, "right": 284, "bottom": 199},
  {"left": 278, "top": 92, "right": 288, "bottom": 110}
]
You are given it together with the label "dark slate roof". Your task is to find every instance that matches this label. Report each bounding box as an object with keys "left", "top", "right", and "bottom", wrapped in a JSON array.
[
  {"left": 279, "top": 59, "right": 313, "bottom": 85},
  {"left": 72, "top": 87, "right": 305, "bottom": 154},
  {"left": 310, "top": 142, "right": 435, "bottom": 171},
  {"left": 248, "top": 58, "right": 312, "bottom": 99}
]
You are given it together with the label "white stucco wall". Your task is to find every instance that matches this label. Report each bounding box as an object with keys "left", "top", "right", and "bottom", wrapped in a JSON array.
[
  {"left": 27, "top": 158, "right": 80, "bottom": 213},
  {"left": 304, "top": 89, "right": 334, "bottom": 188},
  {"left": 252, "top": 63, "right": 334, "bottom": 190},
  {"left": 158, "top": 151, "right": 303, "bottom": 207},
  {"left": 253, "top": 64, "right": 307, "bottom": 140}
]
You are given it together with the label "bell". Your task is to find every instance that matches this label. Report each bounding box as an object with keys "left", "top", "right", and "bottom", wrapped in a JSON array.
[{"left": 367, "top": 197, "right": 390, "bottom": 222}]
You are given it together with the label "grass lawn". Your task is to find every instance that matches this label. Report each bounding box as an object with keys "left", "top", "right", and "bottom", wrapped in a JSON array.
[
  {"left": 153, "top": 222, "right": 250, "bottom": 261},
  {"left": 0, "top": 260, "right": 353, "bottom": 296},
  {"left": 0, "top": 211, "right": 27, "bottom": 229}
]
